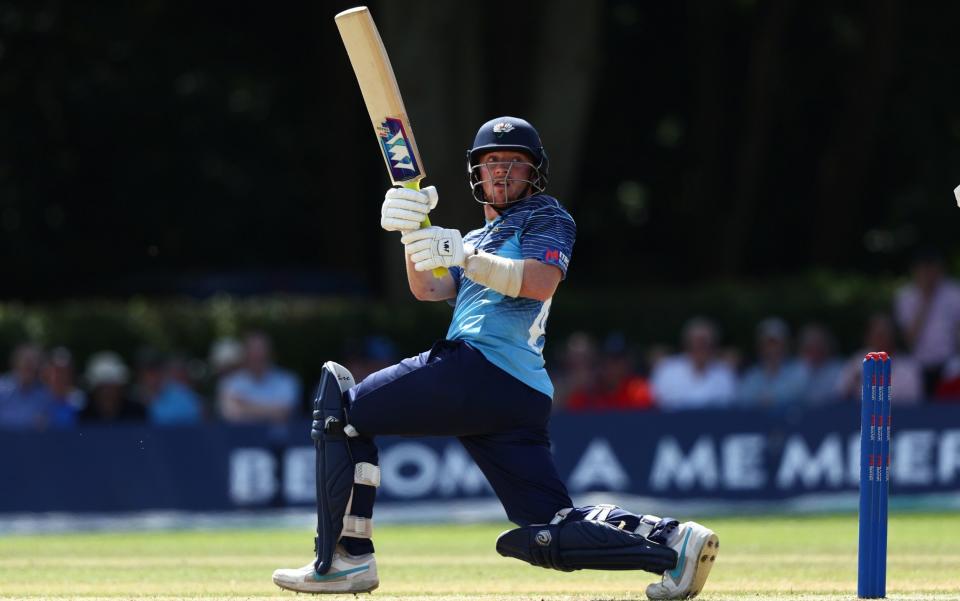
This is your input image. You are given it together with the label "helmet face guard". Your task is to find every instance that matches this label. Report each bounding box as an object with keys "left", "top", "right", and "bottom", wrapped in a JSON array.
[
  {"left": 466, "top": 117, "right": 549, "bottom": 206},
  {"left": 468, "top": 156, "right": 548, "bottom": 205}
]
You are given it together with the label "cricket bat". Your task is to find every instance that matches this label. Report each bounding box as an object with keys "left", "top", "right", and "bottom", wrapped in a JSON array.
[{"left": 335, "top": 6, "right": 446, "bottom": 278}]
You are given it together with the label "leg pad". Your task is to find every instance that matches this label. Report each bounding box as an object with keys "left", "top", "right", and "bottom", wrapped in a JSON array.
[
  {"left": 313, "top": 361, "right": 357, "bottom": 575},
  {"left": 496, "top": 519, "right": 678, "bottom": 574}
]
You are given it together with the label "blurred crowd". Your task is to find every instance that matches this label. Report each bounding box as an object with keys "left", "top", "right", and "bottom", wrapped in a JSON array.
[
  {"left": 2, "top": 253, "right": 960, "bottom": 430},
  {"left": 0, "top": 328, "right": 403, "bottom": 431},
  {"left": 0, "top": 332, "right": 284, "bottom": 430},
  {"left": 554, "top": 252, "right": 960, "bottom": 411}
]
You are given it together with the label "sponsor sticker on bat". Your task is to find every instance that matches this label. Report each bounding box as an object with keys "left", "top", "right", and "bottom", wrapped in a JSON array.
[{"left": 377, "top": 117, "right": 421, "bottom": 181}]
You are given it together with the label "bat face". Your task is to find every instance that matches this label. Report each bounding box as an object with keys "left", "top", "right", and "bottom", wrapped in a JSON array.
[
  {"left": 336, "top": 6, "right": 446, "bottom": 278},
  {"left": 377, "top": 117, "right": 422, "bottom": 182},
  {"left": 335, "top": 6, "right": 425, "bottom": 186}
]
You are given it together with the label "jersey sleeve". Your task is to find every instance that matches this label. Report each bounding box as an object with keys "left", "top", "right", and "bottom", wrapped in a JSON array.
[
  {"left": 520, "top": 204, "right": 576, "bottom": 278},
  {"left": 446, "top": 266, "right": 463, "bottom": 307},
  {"left": 449, "top": 265, "right": 464, "bottom": 290}
]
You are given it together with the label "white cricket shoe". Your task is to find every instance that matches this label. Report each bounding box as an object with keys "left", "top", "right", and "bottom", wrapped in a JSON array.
[
  {"left": 272, "top": 545, "right": 378, "bottom": 594},
  {"left": 646, "top": 521, "right": 718, "bottom": 600}
]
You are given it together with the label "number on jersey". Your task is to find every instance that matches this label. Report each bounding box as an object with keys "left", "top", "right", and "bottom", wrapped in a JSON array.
[{"left": 527, "top": 298, "right": 552, "bottom": 354}]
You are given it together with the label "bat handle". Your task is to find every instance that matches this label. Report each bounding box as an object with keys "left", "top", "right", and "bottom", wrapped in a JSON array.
[{"left": 403, "top": 180, "right": 448, "bottom": 279}]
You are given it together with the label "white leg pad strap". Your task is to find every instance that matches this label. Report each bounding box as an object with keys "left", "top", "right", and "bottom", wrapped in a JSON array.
[
  {"left": 549, "top": 507, "right": 573, "bottom": 525},
  {"left": 584, "top": 504, "right": 617, "bottom": 522},
  {"left": 342, "top": 515, "right": 373, "bottom": 539},
  {"left": 354, "top": 462, "right": 380, "bottom": 487},
  {"left": 633, "top": 514, "right": 662, "bottom": 538}
]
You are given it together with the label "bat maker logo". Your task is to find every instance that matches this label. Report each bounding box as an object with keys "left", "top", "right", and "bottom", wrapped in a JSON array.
[{"left": 377, "top": 117, "right": 421, "bottom": 181}]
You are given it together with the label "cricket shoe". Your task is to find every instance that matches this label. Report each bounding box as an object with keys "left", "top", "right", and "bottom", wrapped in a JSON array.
[
  {"left": 645, "top": 521, "right": 718, "bottom": 600},
  {"left": 272, "top": 545, "right": 378, "bottom": 594}
]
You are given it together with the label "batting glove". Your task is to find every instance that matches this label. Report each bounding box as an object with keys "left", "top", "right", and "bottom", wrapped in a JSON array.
[
  {"left": 401, "top": 226, "right": 469, "bottom": 271},
  {"left": 381, "top": 186, "right": 439, "bottom": 233}
]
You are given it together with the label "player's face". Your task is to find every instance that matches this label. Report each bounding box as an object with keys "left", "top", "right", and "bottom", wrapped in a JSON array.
[{"left": 477, "top": 150, "right": 535, "bottom": 207}]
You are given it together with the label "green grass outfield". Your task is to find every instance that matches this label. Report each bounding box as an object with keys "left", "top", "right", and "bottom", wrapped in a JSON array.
[{"left": 1, "top": 513, "right": 958, "bottom": 600}]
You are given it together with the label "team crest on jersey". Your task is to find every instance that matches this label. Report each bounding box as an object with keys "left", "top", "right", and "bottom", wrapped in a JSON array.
[
  {"left": 377, "top": 117, "right": 421, "bottom": 182},
  {"left": 492, "top": 121, "right": 515, "bottom": 136}
]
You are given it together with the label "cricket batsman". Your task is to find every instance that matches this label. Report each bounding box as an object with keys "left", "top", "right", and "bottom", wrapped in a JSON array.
[{"left": 272, "top": 117, "right": 719, "bottom": 599}]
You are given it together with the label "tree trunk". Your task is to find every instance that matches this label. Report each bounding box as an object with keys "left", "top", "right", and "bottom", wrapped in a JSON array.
[
  {"left": 812, "top": 1, "right": 899, "bottom": 265},
  {"left": 719, "top": 1, "right": 795, "bottom": 274},
  {"left": 529, "top": 0, "right": 602, "bottom": 204}
]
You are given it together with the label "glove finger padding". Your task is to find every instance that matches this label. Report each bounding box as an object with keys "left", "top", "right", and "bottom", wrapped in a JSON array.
[
  {"left": 400, "top": 227, "right": 437, "bottom": 244},
  {"left": 403, "top": 238, "right": 435, "bottom": 257},
  {"left": 382, "top": 187, "right": 438, "bottom": 233},
  {"left": 414, "top": 258, "right": 442, "bottom": 272},
  {"left": 419, "top": 185, "right": 439, "bottom": 209},
  {"left": 384, "top": 185, "right": 438, "bottom": 210},
  {"left": 402, "top": 226, "right": 465, "bottom": 271},
  {"left": 383, "top": 206, "right": 430, "bottom": 223},
  {"left": 381, "top": 216, "right": 422, "bottom": 233},
  {"left": 410, "top": 249, "right": 436, "bottom": 264},
  {"left": 382, "top": 198, "right": 432, "bottom": 217}
]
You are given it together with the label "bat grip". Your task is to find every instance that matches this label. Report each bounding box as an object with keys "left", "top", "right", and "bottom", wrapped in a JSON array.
[{"left": 403, "top": 180, "right": 448, "bottom": 279}]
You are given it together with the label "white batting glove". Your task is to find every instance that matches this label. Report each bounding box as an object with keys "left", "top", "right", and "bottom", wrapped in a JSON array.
[
  {"left": 401, "top": 226, "right": 469, "bottom": 271},
  {"left": 381, "top": 186, "right": 439, "bottom": 232}
]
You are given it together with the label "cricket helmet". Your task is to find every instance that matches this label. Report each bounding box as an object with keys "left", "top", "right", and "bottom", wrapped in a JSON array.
[{"left": 466, "top": 116, "right": 549, "bottom": 204}]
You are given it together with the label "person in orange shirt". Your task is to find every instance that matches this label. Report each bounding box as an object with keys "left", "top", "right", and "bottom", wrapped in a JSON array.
[{"left": 567, "top": 333, "right": 653, "bottom": 411}]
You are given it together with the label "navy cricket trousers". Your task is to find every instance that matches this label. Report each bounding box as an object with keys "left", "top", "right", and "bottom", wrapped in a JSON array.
[{"left": 340, "top": 339, "right": 574, "bottom": 554}]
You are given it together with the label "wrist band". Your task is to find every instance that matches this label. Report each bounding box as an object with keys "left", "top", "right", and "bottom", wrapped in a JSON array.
[{"left": 464, "top": 250, "right": 524, "bottom": 297}]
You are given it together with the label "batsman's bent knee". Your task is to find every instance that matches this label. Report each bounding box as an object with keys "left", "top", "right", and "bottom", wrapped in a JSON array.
[{"left": 496, "top": 519, "right": 677, "bottom": 574}]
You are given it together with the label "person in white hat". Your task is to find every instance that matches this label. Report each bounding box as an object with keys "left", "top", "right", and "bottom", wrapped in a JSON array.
[{"left": 79, "top": 352, "right": 144, "bottom": 422}]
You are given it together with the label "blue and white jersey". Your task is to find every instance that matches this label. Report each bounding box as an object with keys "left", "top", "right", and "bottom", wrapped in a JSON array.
[{"left": 446, "top": 194, "right": 576, "bottom": 398}]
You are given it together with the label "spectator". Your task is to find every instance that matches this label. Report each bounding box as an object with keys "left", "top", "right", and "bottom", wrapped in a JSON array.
[
  {"left": 167, "top": 353, "right": 204, "bottom": 391},
  {"left": 218, "top": 332, "right": 301, "bottom": 423},
  {"left": 79, "top": 351, "right": 145, "bottom": 422},
  {"left": 651, "top": 317, "right": 737, "bottom": 409},
  {"left": 737, "top": 318, "right": 807, "bottom": 407},
  {"left": 207, "top": 337, "right": 244, "bottom": 412},
  {"left": 894, "top": 249, "right": 960, "bottom": 395},
  {"left": 135, "top": 349, "right": 203, "bottom": 426},
  {"left": 934, "top": 358, "right": 960, "bottom": 402},
  {"left": 836, "top": 314, "right": 924, "bottom": 404},
  {"left": 42, "top": 347, "right": 85, "bottom": 428},
  {"left": 551, "top": 331, "right": 598, "bottom": 410},
  {"left": 795, "top": 324, "right": 844, "bottom": 406},
  {"left": 209, "top": 337, "right": 244, "bottom": 379},
  {"left": 566, "top": 333, "right": 653, "bottom": 411},
  {"left": 0, "top": 343, "right": 52, "bottom": 429},
  {"left": 933, "top": 327, "right": 960, "bottom": 402}
]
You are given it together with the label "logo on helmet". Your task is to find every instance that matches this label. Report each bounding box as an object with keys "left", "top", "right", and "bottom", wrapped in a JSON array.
[{"left": 492, "top": 121, "right": 515, "bottom": 137}]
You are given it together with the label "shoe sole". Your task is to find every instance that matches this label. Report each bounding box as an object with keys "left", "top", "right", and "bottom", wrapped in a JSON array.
[
  {"left": 273, "top": 575, "right": 379, "bottom": 594},
  {"left": 686, "top": 531, "right": 719, "bottom": 599}
]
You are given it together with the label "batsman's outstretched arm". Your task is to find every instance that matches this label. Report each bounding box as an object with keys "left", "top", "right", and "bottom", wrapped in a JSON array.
[{"left": 405, "top": 251, "right": 456, "bottom": 301}]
